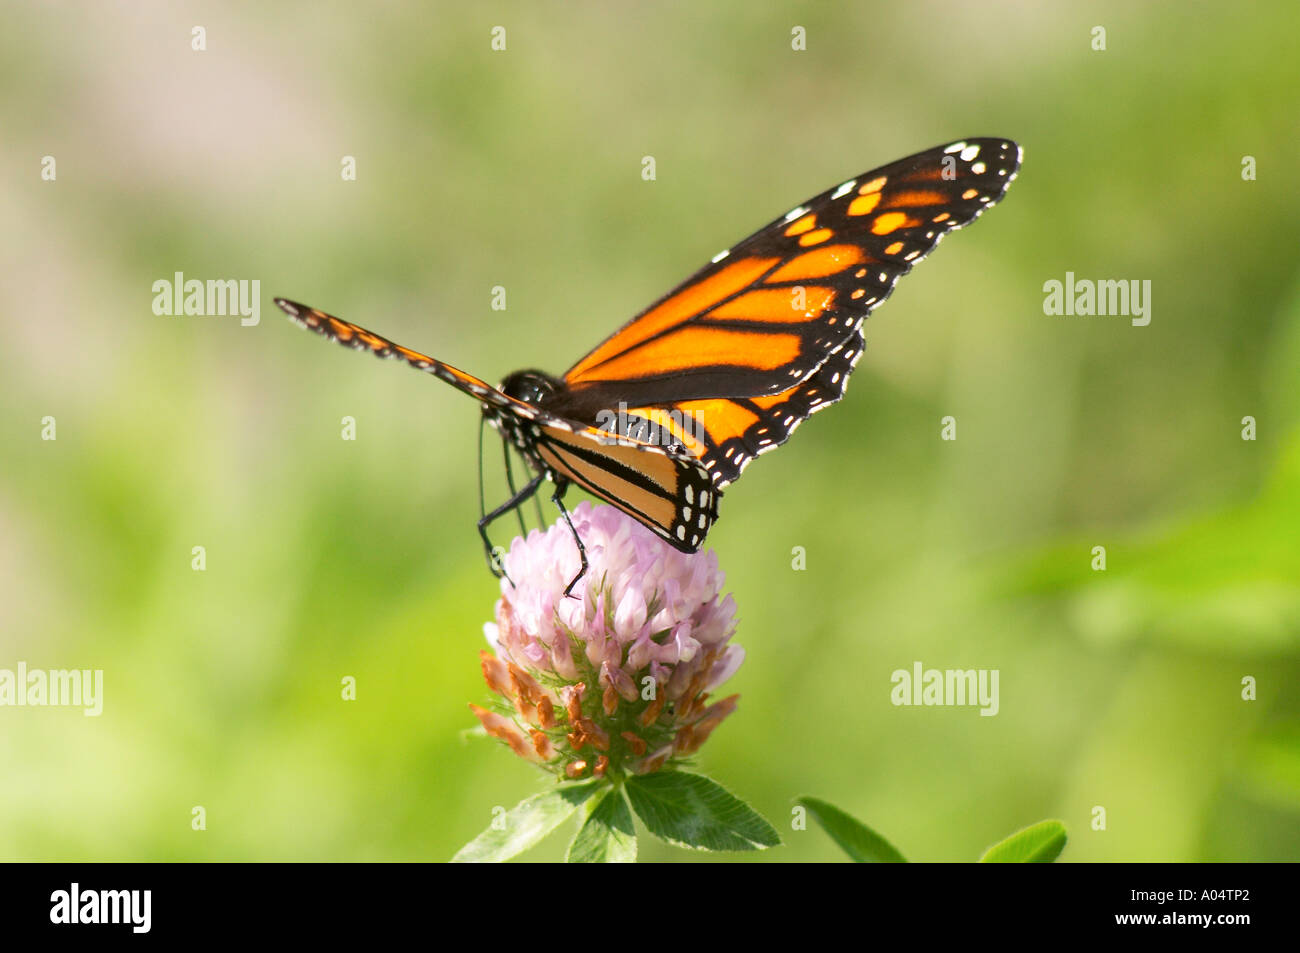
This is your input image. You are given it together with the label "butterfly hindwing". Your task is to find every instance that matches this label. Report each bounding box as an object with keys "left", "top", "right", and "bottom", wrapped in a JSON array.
[
  {"left": 617, "top": 329, "right": 867, "bottom": 487},
  {"left": 532, "top": 425, "right": 719, "bottom": 551}
]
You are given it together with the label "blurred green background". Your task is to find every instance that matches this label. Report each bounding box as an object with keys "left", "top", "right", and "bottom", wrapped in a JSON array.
[{"left": 2, "top": 1, "right": 1298, "bottom": 862}]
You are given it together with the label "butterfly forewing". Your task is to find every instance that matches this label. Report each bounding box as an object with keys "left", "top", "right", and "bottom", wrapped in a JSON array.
[
  {"left": 278, "top": 297, "right": 599, "bottom": 439},
  {"left": 558, "top": 139, "right": 1020, "bottom": 414},
  {"left": 549, "top": 138, "right": 1021, "bottom": 486}
]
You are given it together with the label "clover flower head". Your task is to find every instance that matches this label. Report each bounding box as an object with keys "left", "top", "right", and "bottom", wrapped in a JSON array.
[{"left": 470, "top": 501, "right": 743, "bottom": 779}]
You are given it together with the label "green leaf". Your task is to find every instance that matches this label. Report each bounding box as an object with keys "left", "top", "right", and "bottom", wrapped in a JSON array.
[
  {"left": 452, "top": 780, "right": 602, "bottom": 863},
  {"left": 979, "top": 820, "right": 1068, "bottom": 863},
  {"left": 566, "top": 787, "right": 637, "bottom": 863},
  {"left": 796, "top": 796, "right": 907, "bottom": 862},
  {"left": 624, "top": 770, "right": 780, "bottom": 852}
]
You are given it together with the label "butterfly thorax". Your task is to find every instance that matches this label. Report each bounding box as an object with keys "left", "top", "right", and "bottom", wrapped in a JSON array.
[{"left": 491, "top": 369, "right": 564, "bottom": 462}]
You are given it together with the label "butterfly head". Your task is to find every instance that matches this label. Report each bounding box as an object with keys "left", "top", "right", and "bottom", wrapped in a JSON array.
[
  {"left": 498, "top": 369, "right": 562, "bottom": 407},
  {"left": 487, "top": 369, "right": 564, "bottom": 453}
]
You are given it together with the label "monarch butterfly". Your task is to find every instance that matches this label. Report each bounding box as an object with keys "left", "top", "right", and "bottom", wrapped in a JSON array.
[{"left": 278, "top": 138, "right": 1021, "bottom": 593}]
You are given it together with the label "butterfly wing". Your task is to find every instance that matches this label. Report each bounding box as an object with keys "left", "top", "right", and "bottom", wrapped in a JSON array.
[
  {"left": 556, "top": 138, "right": 1021, "bottom": 415},
  {"left": 546, "top": 138, "right": 1021, "bottom": 486},
  {"left": 275, "top": 297, "right": 520, "bottom": 406},
  {"left": 531, "top": 425, "right": 718, "bottom": 551},
  {"left": 615, "top": 329, "right": 866, "bottom": 487}
]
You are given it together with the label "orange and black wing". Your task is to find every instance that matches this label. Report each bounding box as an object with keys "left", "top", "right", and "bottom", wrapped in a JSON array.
[
  {"left": 613, "top": 329, "right": 866, "bottom": 487},
  {"left": 275, "top": 297, "right": 507, "bottom": 401},
  {"left": 552, "top": 138, "right": 1021, "bottom": 485},
  {"left": 277, "top": 297, "right": 583, "bottom": 434},
  {"left": 532, "top": 425, "right": 718, "bottom": 551}
]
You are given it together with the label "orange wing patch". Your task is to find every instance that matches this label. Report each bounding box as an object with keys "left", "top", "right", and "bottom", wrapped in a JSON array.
[
  {"left": 847, "top": 193, "right": 882, "bottom": 216},
  {"left": 673, "top": 398, "right": 761, "bottom": 444},
  {"left": 784, "top": 213, "right": 817, "bottom": 236},
  {"left": 798, "top": 228, "right": 834, "bottom": 247},
  {"left": 566, "top": 256, "right": 780, "bottom": 382},
  {"left": 577, "top": 325, "right": 802, "bottom": 381},
  {"left": 765, "top": 245, "right": 867, "bottom": 282},
  {"left": 748, "top": 392, "right": 789, "bottom": 411},
  {"left": 882, "top": 189, "right": 950, "bottom": 209},
  {"left": 870, "top": 212, "right": 921, "bottom": 235},
  {"left": 706, "top": 286, "right": 835, "bottom": 323}
]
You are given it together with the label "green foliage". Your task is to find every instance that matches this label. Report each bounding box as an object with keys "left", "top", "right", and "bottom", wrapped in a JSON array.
[
  {"left": 979, "top": 821, "right": 1068, "bottom": 864},
  {"left": 452, "top": 781, "right": 601, "bottom": 863},
  {"left": 624, "top": 772, "right": 781, "bottom": 852},
  {"left": 566, "top": 787, "right": 637, "bottom": 863},
  {"left": 802, "top": 798, "right": 1066, "bottom": 863},
  {"left": 454, "top": 772, "right": 777, "bottom": 861},
  {"left": 796, "top": 797, "right": 907, "bottom": 862}
]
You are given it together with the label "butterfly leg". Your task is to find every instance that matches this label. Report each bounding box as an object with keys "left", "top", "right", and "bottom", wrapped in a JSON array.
[
  {"left": 550, "top": 480, "right": 588, "bottom": 599},
  {"left": 478, "top": 472, "right": 544, "bottom": 585},
  {"left": 501, "top": 439, "right": 529, "bottom": 538}
]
